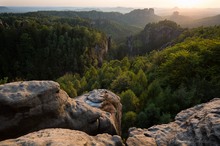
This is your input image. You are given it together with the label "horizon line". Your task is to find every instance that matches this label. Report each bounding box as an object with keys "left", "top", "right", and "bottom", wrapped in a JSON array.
[{"left": 1, "top": 6, "right": 220, "bottom": 9}]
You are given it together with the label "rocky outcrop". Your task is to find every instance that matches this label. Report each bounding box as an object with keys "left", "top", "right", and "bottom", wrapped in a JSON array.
[
  {"left": 3, "top": 80, "right": 220, "bottom": 146},
  {"left": 126, "top": 98, "right": 220, "bottom": 146},
  {"left": 0, "top": 128, "right": 124, "bottom": 146},
  {"left": 124, "top": 8, "right": 162, "bottom": 27},
  {"left": 0, "top": 19, "right": 3, "bottom": 27},
  {"left": 127, "top": 20, "right": 184, "bottom": 56},
  {"left": 0, "top": 81, "right": 121, "bottom": 141},
  {"left": 76, "top": 89, "right": 122, "bottom": 135}
]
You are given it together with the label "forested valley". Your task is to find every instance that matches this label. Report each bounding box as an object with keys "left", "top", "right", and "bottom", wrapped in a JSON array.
[{"left": 0, "top": 10, "right": 220, "bottom": 137}]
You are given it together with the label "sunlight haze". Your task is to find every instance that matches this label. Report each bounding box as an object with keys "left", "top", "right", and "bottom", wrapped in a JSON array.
[{"left": 1, "top": 0, "right": 220, "bottom": 8}]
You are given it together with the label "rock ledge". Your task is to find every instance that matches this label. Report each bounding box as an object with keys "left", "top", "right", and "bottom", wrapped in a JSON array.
[
  {"left": 0, "top": 128, "right": 124, "bottom": 146},
  {"left": 126, "top": 98, "right": 220, "bottom": 146},
  {"left": 0, "top": 81, "right": 121, "bottom": 141}
]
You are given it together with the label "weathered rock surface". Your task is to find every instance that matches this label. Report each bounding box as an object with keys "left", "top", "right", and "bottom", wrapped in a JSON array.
[
  {"left": 0, "top": 128, "right": 124, "bottom": 146},
  {"left": 76, "top": 89, "right": 122, "bottom": 135},
  {"left": 0, "top": 81, "right": 122, "bottom": 141},
  {"left": 126, "top": 98, "right": 220, "bottom": 146}
]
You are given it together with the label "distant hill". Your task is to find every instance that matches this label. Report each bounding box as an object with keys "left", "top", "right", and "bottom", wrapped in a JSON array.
[
  {"left": 0, "top": 6, "right": 9, "bottom": 13},
  {"left": 188, "top": 14, "right": 220, "bottom": 27},
  {"left": 161, "top": 10, "right": 220, "bottom": 28},
  {"left": 33, "top": 8, "right": 162, "bottom": 28},
  {"left": 124, "top": 8, "right": 162, "bottom": 27},
  {"left": 0, "top": 6, "right": 134, "bottom": 14},
  {"left": 22, "top": 9, "right": 161, "bottom": 41},
  {"left": 92, "top": 19, "right": 141, "bottom": 41},
  {"left": 164, "top": 12, "right": 220, "bottom": 28},
  {"left": 98, "top": 7, "right": 134, "bottom": 14},
  {"left": 132, "top": 20, "right": 184, "bottom": 54},
  {"left": 110, "top": 20, "right": 185, "bottom": 59},
  {"left": 164, "top": 11, "right": 193, "bottom": 27}
]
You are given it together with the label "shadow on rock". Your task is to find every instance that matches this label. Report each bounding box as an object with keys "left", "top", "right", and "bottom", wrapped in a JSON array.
[{"left": 0, "top": 81, "right": 122, "bottom": 141}]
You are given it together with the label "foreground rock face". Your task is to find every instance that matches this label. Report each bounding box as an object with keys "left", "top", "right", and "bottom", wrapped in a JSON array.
[
  {"left": 0, "top": 81, "right": 121, "bottom": 141},
  {"left": 76, "top": 89, "right": 122, "bottom": 135},
  {"left": 126, "top": 98, "right": 220, "bottom": 146},
  {"left": 0, "top": 128, "right": 124, "bottom": 146}
]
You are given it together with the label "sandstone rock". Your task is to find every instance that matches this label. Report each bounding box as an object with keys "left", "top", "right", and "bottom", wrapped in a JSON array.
[
  {"left": 76, "top": 89, "right": 122, "bottom": 136},
  {"left": 0, "top": 19, "right": 3, "bottom": 27},
  {"left": 0, "top": 128, "right": 124, "bottom": 146},
  {"left": 0, "top": 81, "right": 122, "bottom": 141},
  {"left": 126, "top": 127, "right": 156, "bottom": 146},
  {"left": 126, "top": 98, "right": 220, "bottom": 146}
]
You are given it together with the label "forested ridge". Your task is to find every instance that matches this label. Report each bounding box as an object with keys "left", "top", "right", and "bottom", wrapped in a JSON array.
[
  {"left": 0, "top": 11, "right": 220, "bottom": 137},
  {"left": 0, "top": 13, "right": 107, "bottom": 80},
  {"left": 110, "top": 20, "right": 185, "bottom": 59},
  {"left": 57, "top": 26, "right": 220, "bottom": 137},
  {"left": 25, "top": 8, "right": 161, "bottom": 28}
]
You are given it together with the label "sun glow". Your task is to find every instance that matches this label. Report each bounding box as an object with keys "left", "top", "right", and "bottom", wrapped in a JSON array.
[
  {"left": 1, "top": 0, "right": 219, "bottom": 8},
  {"left": 176, "top": 0, "right": 203, "bottom": 8}
]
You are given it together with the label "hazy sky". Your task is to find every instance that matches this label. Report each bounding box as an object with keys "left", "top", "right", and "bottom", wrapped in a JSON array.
[{"left": 1, "top": 0, "right": 220, "bottom": 8}]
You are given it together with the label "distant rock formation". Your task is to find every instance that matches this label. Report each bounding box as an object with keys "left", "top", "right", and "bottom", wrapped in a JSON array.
[
  {"left": 124, "top": 8, "right": 162, "bottom": 27},
  {"left": 0, "top": 81, "right": 122, "bottom": 141},
  {"left": 126, "top": 98, "right": 220, "bottom": 146},
  {"left": 94, "top": 40, "right": 109, "bottom": 67},
  {"left": 149, "top": 8, "right": 154, "bottom": 15},
  {"left": 173, "top": 11, "right": 180, "bottom": 16},
  {"left": 0, "top": 19, "right": 8, "bottom": 28},
  {"left": 128, "top": 20, "right": 184, "bottom": 55},
  {"left": 0, "top": 6, "right": 9, "bottom": 13},
  {"left": 168, "top": 11, "right": 191, "bottom": 26},
  {"left": 0, "top": 19, "right": 3, "bottom": 27},
  {"left": 0, "top": 128, "right": 124, "bottom": 146}
]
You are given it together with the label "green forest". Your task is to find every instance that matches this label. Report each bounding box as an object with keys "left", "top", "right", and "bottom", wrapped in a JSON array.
[
  {"left": 0, "top": 11, "right": 220, "bottom": 137},
  {"left": 0, "top": 13, "right": 107, "bottom": 79}
]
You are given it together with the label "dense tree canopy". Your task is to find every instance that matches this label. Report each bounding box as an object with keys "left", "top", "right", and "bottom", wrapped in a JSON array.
[
  {"left": 57, "top": 36, "right": 220, "bottom": 137},
  {"left": 1, "top": 12, "right": 220, "bottom": 138},
  {"left": 109, "top": 20, "right": 185, "bottom": 59},
  {"left": 0, "top": 14, "right": 107, "bottom": 80}
]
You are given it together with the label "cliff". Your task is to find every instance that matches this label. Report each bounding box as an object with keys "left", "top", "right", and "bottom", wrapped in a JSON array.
[
  {"left": 0, "top": 81, "right": 219, "bottom": 145},
  {"left": 0, "top": 81, "right": 122, "bottom": 141}
]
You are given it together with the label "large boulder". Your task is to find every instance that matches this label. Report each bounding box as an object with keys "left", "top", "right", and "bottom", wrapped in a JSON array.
[
  {"left": 126, "top": 98, "right": 220, "bottom": 146},
  {"left": 76, "top": 89, "right": 122, "bottom": 135},
  {"left": 0, "top": 128, "right": 124, "bottom": 146},
  {"left": 0, "top": 81, "right": 122, "bottom": 141}
]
